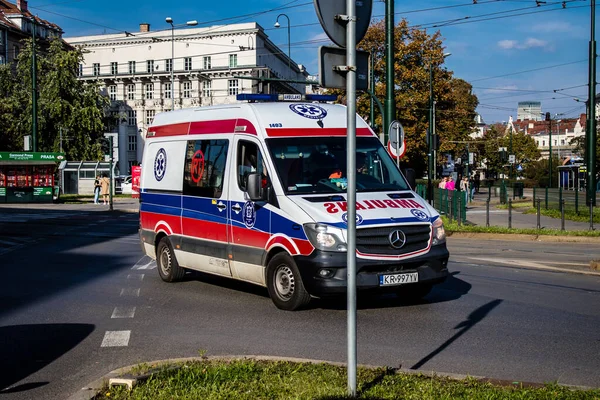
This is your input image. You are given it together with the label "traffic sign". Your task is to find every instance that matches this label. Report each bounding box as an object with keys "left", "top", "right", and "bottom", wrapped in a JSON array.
[
  {"left": 387, "top": 120, "right": 405, "bottom": 160},
  {"left": 318, "top": 46, "right": 370, "bottom": 90},
  {"left": 314, "top": 0, "right": 373, "bottom": 48},
  {"left": 509, "top": 154, "right": 516, "bottom": 164}
]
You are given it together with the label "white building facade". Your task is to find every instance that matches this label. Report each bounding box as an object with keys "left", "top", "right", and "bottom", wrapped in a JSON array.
[{"left": 66, "top": 22, "right": 308, "bottom": 174}]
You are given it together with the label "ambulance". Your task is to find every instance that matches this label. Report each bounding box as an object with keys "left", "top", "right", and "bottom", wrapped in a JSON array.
[{"left": 139, "top": 94, "right": 449, "bottom": 311}]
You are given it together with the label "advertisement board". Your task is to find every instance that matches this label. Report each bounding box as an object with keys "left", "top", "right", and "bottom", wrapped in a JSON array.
[{"left": 131, "top": 166, "right": 141, "bottom": 199}]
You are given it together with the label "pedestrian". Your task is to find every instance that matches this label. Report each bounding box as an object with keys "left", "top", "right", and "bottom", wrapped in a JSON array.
[
  {"left": 93, "top": 175, "right": 101, "bottom": 204},
  {"left": 445, "top": 176, "right": 455, "bottom": 191},
  {"left": 459, "top": 177, "right": 467, "bottom": 192},
  {"left": 100, "top": 173, "right": 110, "bottom": 205},
  {"left": 474, "top": 174, "right": 481, "bottom": 194},
  {"left": 438, "top": 177, "right": 447, "bottom": 189}
]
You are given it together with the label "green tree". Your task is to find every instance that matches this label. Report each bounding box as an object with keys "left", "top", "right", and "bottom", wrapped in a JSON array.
[
  {"left": 0, "top": 38, "right": 109, "bottom": 160},
  {"left": 328, "top": 19, "right": 479, "bottom": 175}
]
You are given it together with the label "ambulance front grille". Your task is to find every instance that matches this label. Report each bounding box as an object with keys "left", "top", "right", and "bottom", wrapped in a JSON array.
[{"left": 355, "top": 224, "right": 431, "bottom": 256}]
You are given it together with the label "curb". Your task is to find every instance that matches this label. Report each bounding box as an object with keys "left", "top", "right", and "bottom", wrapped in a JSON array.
[
  {"left": 65, "top": 355, "right": 596, "bottom": 399},
  {"left": 447, "top": 231, "right": 600, "bottom": 243}
]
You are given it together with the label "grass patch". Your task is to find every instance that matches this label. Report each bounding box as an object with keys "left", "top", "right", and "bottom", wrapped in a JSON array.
[
  {"left": 522, "top": 207, "right": 600, "bottom": 224},
  {"left": 96, "top": 359, "right": 600, "bottom": 400},
  {"left": 441, "top": 216, "right": 600, "bottom": 237},
  {"left": 496, "top": 201, "right": 534, "bottom": 209},
  {"left": 591, "top": 260, "right": 600, "bottom": 271}
]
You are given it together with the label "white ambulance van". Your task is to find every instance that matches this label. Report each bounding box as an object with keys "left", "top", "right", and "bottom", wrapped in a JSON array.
[{"left": 139, "top": 94, "right": 449, "bottom": 310}]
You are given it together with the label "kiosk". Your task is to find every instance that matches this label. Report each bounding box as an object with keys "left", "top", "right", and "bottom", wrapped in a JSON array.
[{"left": 0, "top": 152, "right": 65, "bottom": 203}]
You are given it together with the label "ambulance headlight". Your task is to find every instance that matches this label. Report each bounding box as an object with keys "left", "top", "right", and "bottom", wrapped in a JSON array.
[
  {"left": 303, "top": 223, "right": 347, "bottom": 252},
  {"left": 432, "top": 218, "right": 446, "bottom": 245}
]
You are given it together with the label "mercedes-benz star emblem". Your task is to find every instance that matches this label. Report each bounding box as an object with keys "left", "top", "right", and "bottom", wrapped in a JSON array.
[{"left": 388, "top": 230, "right": 406, "bottom": 249}]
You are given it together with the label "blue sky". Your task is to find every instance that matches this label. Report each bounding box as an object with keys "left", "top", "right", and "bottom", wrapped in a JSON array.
[{"left": 29, "top": 0, "right": 595, "bottom": 124}]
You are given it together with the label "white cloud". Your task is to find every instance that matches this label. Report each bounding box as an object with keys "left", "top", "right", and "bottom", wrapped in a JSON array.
[
  {"left": 530, "top": 21, "right": 572, "bottom": 33},
  {"left": 497, "top": 37, "right": 550, "bottom": 50}
]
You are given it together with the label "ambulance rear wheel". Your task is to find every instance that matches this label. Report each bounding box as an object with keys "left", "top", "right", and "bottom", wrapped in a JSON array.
[
  {"left": 157, "top": 237, "right": 185, "bottom": 282},
  {"left": 267, "top": 253, "right": 311, "bottom": 311}
]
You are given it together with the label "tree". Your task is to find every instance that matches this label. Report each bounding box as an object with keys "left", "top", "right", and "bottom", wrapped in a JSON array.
[
  {"left": 0, "top": 38, "right": 110, "bottom": 160},
  {"left": 327, "top": 19, "right": 479, "bottom": 175}
]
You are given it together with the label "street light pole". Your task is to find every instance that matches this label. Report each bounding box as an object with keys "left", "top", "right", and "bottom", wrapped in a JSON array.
[
  {"left": 274, "top": 14, "right": 291, "bottom": 76},
  {"left": 587, "top": 0, "right": 597, "bottom": 206},
  {"left": 31, "top": 19, "right": 37, "bottom": 152},
  {"left": 166, "top": 18, "right": 198, "bottom": 112}
]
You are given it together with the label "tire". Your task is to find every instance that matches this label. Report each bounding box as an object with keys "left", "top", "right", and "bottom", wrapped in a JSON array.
[
  {"left": 156, "top": 237, "right": 185, "bottom": 282},
  {"left": 397, "top": 283, "right": 433, "bottom": 301},
  {"left": 266, "top": 253, "right": 311, "bottom": 311}
]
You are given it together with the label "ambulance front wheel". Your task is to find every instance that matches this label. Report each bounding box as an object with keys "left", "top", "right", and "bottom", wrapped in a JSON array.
[
  {"left": 267, "top": 253, "right": 311, "bottom": 311},
  {"left": 157, "top": 237, "right": 185, "bottom": 282}
]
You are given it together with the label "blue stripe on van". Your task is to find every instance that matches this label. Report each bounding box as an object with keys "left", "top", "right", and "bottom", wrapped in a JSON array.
[
  {"left": 140, "top": 202, "right": 181, "bottom": 217},
  {"left": 182, "top": 209, "right": 228, "bottom": 224},
  {"left": 142, "top": 192, "right": 182, "bottom": 208}
]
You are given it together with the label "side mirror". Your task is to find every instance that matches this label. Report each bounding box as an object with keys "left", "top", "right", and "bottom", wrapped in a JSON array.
[
  {"left": 246, "top": 173, "right": 267, "bottom": 201},
  {"left": 403, "top": 168, "right": 417, "bottom": 191}
]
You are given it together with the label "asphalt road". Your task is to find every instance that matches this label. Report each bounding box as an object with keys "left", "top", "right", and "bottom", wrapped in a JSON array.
[{"left": 0, "top": 207, "right": 599, "bottom": 400}]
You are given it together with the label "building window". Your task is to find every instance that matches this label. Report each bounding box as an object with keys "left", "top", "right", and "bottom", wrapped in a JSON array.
[
  {"left": 536, "top": 141, "right": 539, "bottom": 147},
  {"left": 184, "top": 57, "right": 192, "bottom": 71},
  {"left": 203, "top": 56, "right": 211, "bottom": 70},
  {"left": 166, "top": 59, "right": 172, "bottom": 72},
  {"left": 128, "top": 135, "right": 137, "bottom": 152},
  {"left": 127, "top": 110, "right": 137, "bottom": 126},
  {"left": 554, "top": 140, "right": 557, "bottom": 146},
  {"left": 228, "top": 79, "right": 239, "bottom": 96},
  {"left": 229, "top": 54, "right": 237, "bottom": 68},
  {"left": 542, "top": 140, "right": 545, "bottom": 146},
  {"left": 164, "top": 82, "right": 172, "bottom": 99},
  {"left": 108, "top": 85, "right": 117, "bottom": 101},
  {"left": 78, "top": 64, "right": 83, "bottom": 76},
  {"left": 561, "top": 139, "right": 565, "bottom": 145},
  {"left": 111, "top": 62, "right": 118, "bottom": 75},
  {"left": 202, "top": 81, "right": 211, "bottom": 97},
  {"left": 182, "top": 81, "right": 192, "bottom": 98},
  {"left": 14, "top": 45, "right": 20, "bottom": 61},
  {"left": 145, "top": 83, "right": 154, "bottom": 99},
  {"left": 146, "top": 60, "right": 154, "bottom": 73},
  {"left": 128, "top": 61, "right": 136, "bottom": 74},
  {"left": 93, "top": 63, "right": 100, "bottom": 76},
  {"left": 127, "top": 84, "right": 135, "bottom": 100},
  {"left": 145, "top": 110, "right": 155, "bottom": 125}
]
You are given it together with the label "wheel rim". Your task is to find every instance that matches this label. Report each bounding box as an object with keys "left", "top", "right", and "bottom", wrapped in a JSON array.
[
  {"left": 273, "top": 264, "right": 295, "bottom": 301},
  {"left": 159, "top": 245, "right": 172, "bottom": 276}
]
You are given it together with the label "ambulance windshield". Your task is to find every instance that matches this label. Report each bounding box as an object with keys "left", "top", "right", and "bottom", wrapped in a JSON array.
[{"left": 266, "top": 137, "right": 410, "bottom": 194}]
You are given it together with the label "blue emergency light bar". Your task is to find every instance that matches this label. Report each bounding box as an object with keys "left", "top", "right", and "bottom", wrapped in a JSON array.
[{"left": 236, "top": 94, "right": 338, "bottom": 103}]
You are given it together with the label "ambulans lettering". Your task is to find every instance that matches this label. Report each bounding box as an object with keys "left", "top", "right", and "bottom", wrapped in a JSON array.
[{"left": 323, "top": 198, "right": 425, "bottom": 214}]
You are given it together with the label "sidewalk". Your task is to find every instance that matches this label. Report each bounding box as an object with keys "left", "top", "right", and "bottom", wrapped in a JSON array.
[
  {"left": 464, "top": 193, "right": 593, "bottom": 231},
  {"left": 0, "top": 197, "right": 140, "bottom": 213}
]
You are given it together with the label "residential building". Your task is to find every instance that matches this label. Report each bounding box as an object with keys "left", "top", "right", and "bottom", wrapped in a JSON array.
[
  {"left": 517, "top": 101, "right": 542, "bottom": 121},
  {"left": 66, "top": 22, "right": 309, "bottom": 173},
  {"left": 0, "top": 0, "right": 63, "bottom": 65}
]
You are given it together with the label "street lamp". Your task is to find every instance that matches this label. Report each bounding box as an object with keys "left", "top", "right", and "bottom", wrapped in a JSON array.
[
  {"left": 165, "top": 17, "right": 198, "bottom": 111},
  {"left": 274, "top": 13, "right": 291, "bottom": 76},
  {"left": 427, "top": 52, "right": 451, "bottom": 203}
]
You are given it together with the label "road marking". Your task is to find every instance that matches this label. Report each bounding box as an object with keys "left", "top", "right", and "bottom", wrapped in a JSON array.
[
  {"left": 120, "top": 288, "right": 140, "bottom": 297},
  {"left": 111, "top": 306, "right": 136, "bottom": 319},
  {"left": 131, "top": 256, "right": 156, "bottom": 270},
  {"left": 127, "top": 274, "right": 145, "bottom": 281},
  {"left": 0, "top": 239, "right": 19, "bottom": 246},
  {"left": 101, "top": 330, "right": 131, "bottom": 347},
  {"left": 463, "top": 256, "right": 600, "bottom": 276}
]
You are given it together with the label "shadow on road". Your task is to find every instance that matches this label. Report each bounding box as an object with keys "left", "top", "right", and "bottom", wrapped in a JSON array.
[
  {"left": 0, "top": 323, "right": 95, "bottom": 393},
  {"left": 411, "top": 298, "right": 503, "bottom": 370}
]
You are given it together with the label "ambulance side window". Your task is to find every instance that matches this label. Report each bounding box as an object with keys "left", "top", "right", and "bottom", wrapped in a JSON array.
[
  {"left": 183, "top": 139, "right": 229, "bottom": 198},
  {"left": 237, "top": 140, "right": 266, "bottom": 191}
]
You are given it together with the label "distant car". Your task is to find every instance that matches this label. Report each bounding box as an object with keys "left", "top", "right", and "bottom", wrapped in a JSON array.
[{"left": 120, "top": 176, "right": 132, "bottom": 194}]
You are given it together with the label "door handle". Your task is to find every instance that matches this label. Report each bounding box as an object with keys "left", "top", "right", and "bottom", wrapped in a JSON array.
[
  {"left": 231, "top": 204, "right": 242, "bottom": 212},
  {"left": 216, "top": 203, "right": 227, "bottom": 210}
]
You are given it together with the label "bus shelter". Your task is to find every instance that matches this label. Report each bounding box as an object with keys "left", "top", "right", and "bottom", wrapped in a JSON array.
[
  {"left": 0, "top": 152, "right": 65, "bottom": 203},
  {"left": 59, "top": 161, "right": 117, "bottom": 195},
  {"left": 557, "top": 164, "right": 586, "bottom": 191}
]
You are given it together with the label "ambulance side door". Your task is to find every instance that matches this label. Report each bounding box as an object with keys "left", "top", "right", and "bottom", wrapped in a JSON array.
[
  {"left": 228, "top": 137, "right": 272, "bottom": 285},
  {"left": 179, "top": 137, "right": 232, "bottom": 277}
]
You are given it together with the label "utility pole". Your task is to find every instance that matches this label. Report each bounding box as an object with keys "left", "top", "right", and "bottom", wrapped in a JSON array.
[
  {"left": 369, "top": 54, "right": 375, "bottom": 136},
  {"left": 546, "top": 112, "right": 553, "bottom": 188},
  {"left": 384, "top": 0, "right": 395, "bottom": 145},
  {"left": 427, "top": 64, "right": 434, "bottom": 203},
  {"left": 587, "top": 0, "right": 597, "bottom": 206},
  {"left": 31, "top": 20, "right": 37, "bottom": 152},
  {"left": 109, "top": 135, "right": 114, "bottom": 211},
  {"left": 509, "top": 122, "right": 513, "bottom": 180}
]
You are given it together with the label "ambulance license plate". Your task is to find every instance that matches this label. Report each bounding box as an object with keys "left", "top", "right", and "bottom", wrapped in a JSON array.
[{"left": 379, "top": 272, "right": 419, "bottom": 286}]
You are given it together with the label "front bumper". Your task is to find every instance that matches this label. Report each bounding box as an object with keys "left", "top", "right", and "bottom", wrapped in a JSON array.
[{"left": 294, "top": 244, "right": 449, "bottom": 297}]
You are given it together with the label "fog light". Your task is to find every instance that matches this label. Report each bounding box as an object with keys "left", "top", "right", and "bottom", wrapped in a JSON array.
[{"left": 318, "top": 269, "right": 334, "bottom": 278}]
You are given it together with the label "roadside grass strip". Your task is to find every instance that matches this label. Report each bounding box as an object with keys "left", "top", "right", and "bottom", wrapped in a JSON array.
[
  {"left": 441, "top": 217, "right": 600, "bottom": 237},
  {"left": 96, "top": 360, "right": 600, "bottom": 400}
]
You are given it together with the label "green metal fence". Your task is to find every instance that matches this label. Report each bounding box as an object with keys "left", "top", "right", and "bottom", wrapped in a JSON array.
[
  {"left": 415, "top": 184, "right": 467, "bottom": 224},
  {"left": 532, "top": 187, "right": 600, "bottom": 214}
]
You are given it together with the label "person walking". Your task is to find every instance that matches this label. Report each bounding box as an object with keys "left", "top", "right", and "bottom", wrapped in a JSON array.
[
  {"left": 445, "top": 176, "right": 455, "bottom": 191},
  {"left": 100, "top": 173, "right": 110, "bottom": 205},
  {"left": 438, "top": 177, "right": 447, "bottom": 189},
  {"left": 93, "top": 175, "right": 101, "bottom": 204}
]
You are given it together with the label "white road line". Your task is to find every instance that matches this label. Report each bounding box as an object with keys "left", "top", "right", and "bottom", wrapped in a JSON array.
[
  {"left": 111, "top": 307, "right": 136, "bottom": 319},
  {"left": 132, "top": 261, "right": 156, "bottom": 270},
  {"left": 127, "top": 274, "right": 145, "bottom": 281},
  {"left": 101, "top": 330, "right": 131, "bottom": 347},
  {"left": 120, "top": 288, "right": 140, "bottom": 297}
]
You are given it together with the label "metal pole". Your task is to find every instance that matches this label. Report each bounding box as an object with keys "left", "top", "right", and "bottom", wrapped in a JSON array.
[
  {"left": 587, "top": 0, "right": 597, "bottom": 207},
  {"left": 537, "top": 199, "right": 541, "bottom": 229},
  {"left": 369, "top": 54, "right": 375, "bottom": 133},
  {"left": 427, "top": 64, "right": 434, "bottom": 204},
  {"left": 31, "top": 20, "right": 37, "bottom": 152},
  {"left": 396, "top": 125, "right": 400, "bottom": 170},
  {"left": 509, "top": 123, "right": 513, "bottom": 180},
  {"left": 109, "top": 135, "right": 114, "bottom": 211},
  {"left": 486, "top": 198, "right": 490, "bottom": 227},
  {"left": 384, "top": 0, "right": 395, "bottom": 146},
  {"left": 457, "top": 194, "right": 462, "bottom": 226},
  {"left": 561, "top": 199, "right": 565, "bottom": 231},
  {"left": 591, "top": 201, "right": 595, "bottom": 231},
  {"left": 346, "top": 0, "right": 357, "bottom": 396},
  {"left": 549, "top": 118, "right": 552, "bottom": 188},
  {"left": 171, "top": 24, "right": 175, "bottom": 111},
  {"left": 508, "top": 199, "right": 512, "bottom": 229}
]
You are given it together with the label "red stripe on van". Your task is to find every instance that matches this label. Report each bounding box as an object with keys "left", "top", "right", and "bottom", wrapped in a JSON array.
[
  {"left": 189, "top": 119, "right": 237, "bottom": 135},
  {"left": 265, "top": 127, "right": 374, "bottom": 137},
  {"left": 182, "top": 218, "right": 228, "bottom": 242},
  {"left": 235, "top": 118, "right": 258, "bottom": 135},
  {"left": 149, "top": 123, "right": 191, "bottom": 137}
]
